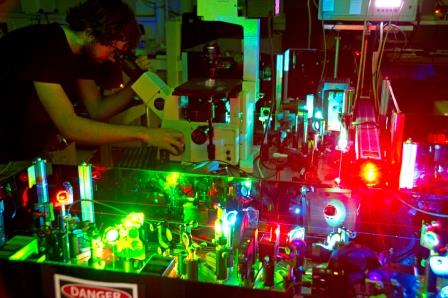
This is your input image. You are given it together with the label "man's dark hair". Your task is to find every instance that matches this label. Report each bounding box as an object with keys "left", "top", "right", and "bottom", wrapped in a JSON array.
[{"left": 66, "top": 0, "right": 140, "bottom": 51}]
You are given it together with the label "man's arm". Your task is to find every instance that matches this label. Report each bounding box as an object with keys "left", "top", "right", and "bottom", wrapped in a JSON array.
[
  {"left": 77, "top": 55, "right": 153, "bottom": 120},
  {"left": 76, "top": 78, "right": 135, "bottom": 121},
  {"left": 33, "top": 81, "right": 183, "bottom": 153}
]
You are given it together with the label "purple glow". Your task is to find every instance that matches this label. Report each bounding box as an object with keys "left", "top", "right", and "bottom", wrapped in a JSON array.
[
  {"left": 367, "top": 270, "right": 383, "bottom": 281},
  {"left": 275, "top": 0, "right": 280, "bottom": 16},
  {"left": 375, "top": 0, "right": 402, "bottom": 8}
]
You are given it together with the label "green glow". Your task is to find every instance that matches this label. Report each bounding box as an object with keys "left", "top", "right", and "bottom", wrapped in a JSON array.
[
  {"left": 91, "top": 236, "right": 104, "bottom": 267},
  {"left": 27, "top": 164, "right": 36, "bottom": 188},
  {"left": 128, "top": 227, "right": 139, "bottom": 238},
  {"left": 36, "top": 254, "right": 46, "bottom": 263},
  {"left": 101, "top": 213, "right": 147, "bottom": 261},
  {"left": 183, "top": 202, "right": 198, "bottom": 223},
  {"left": 116, "top": 235, "right": 145, "bottom": 260},
  {"left": 222, "top": 222, "right": 230, "bottom": 244},
  {"left": 92, "top": 260, "right": 105, "bottom": 270},
  {"left": 78, "top": 162, "right": 94, "bottom": 223},
  {"left": 8, "top": 236, "right": 38, "bottom": 261},
  {"left": 214, "top": 207, "right": 232, "bottom": 246},
  {"left": 123, "top": 212, "right": 144, "bottom": 228},
  {"left": 215, "top": 219, "right": 223, "bottom": 239},
  {"left": 166, "top": 228, "right": 172, "bottom": 242},
  {"left": 242, "top": 179, "right": 252, "bottom": 189},
  {"left": 130, "top": 239, "right": 143, "bottom": 250},
  {"left": 166, "top": 172, "right": 180, "bottom": 187},
  {"left": 105, "top": 227, "right": 119, "bottom": 243},
  {"left": 275, "top": 54, "right": 284, "bottom": 118},
  {"left": 78, "top": 163, "right": 93, "bottom": 200}
]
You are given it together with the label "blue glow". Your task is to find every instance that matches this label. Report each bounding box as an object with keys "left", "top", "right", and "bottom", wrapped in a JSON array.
[
  {"left": 284, "top": 49, "right": 290, "bottom": 72},
  {"left": 288, "top": 226, "right": 305, "bottom": 241},
  {"left": 367, "top": 270, "right": 384, "bottom": 282},
  {"left": 312, "top": 120, "right": 320, "bottom": 131},
  {"left": 424, "top": 231, "right": 440, "bottom": 249},
  {"left": 240, "top": 180, "right": 253, "bottom": 198},
  {"left": 439, "top": 285, "right": 448, "bottom": 298},
  {"left": 324, "top": 199, "right": 347, "bottom": 227},
  {"left": 306, "top": 94, "right": 314, "bottom": 119},
  {"left": 240, "top": 186, "right": 249, "bottom": 197},
  {"left": 226, "top": 210, "right": 238, "bottom": 226},
  {"left": 429, "top": 256, "right": 448, "bottom": 276}
]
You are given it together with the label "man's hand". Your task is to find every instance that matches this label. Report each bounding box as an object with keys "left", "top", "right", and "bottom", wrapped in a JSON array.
[{"left": 145, "top": 128, "right": 185, "bottom": 155}]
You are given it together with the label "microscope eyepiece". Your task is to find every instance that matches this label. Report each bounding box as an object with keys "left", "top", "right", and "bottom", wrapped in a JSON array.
[{"left": 114, "top": 52, "right": 144, "bottom": 81}]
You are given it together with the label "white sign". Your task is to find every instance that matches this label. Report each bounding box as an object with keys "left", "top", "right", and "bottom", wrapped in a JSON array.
[{"left": 54, "top": 274, "right": 138, "bottom": 298}]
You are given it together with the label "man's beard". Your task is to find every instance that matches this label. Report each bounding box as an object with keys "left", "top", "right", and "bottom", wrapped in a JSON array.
[
  {"left": 81, "top": 40, "right": 104, "bottom": 64},
  {"left": 80, "top": 40, "right": 96, "bottom": 63}
]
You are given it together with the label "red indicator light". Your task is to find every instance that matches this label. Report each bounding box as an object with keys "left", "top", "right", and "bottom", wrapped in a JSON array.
[
  {"left": 56, "top": 190, "right": 70, "bottom": 204},
  {"left": 324, "top": 204, "right": 337, "bottom": 217},
  {"left": 359, "top": 161, "right": 380, "bottom": 186}
]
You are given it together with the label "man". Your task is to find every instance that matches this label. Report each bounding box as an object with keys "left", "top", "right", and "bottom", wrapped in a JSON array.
[{"left": 0, "top": 0, "right": 183, "bottom": 163}]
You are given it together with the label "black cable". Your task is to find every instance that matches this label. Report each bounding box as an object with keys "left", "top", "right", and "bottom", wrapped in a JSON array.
[
  {"left": 257, "top": 12, "right": 278, "bottom": 173},
  {"left": 390, "top": 190, "right": 448, "bottom": 218}
]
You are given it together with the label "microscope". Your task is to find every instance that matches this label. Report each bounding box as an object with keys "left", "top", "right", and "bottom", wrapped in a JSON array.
[
  {"left": 111, "top": 1, "right": 260, "bottom": 170},
  {"left": 162, "top": 41, "right": 242, "bottom": 165},
  {"left": 162, "top": 1, "right": 261, "bottom": 169}
]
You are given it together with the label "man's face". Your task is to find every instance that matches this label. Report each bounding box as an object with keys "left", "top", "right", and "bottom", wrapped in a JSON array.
[{"left": 82, "top": 39, "right": 128, "bottom": 64}]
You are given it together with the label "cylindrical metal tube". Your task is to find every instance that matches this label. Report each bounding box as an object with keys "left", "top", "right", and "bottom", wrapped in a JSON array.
[
  {"left": 216, "top": 247, "right": 228, "bottom": 280},
  {"left": 177, "top": 250, "right": 188, "bottom": 276},
  {"left": 186, "top": 258, "right": 198, "bottom": 280},
  {"left": 333, "top": 36, "right": 341, "bottom": 79}
]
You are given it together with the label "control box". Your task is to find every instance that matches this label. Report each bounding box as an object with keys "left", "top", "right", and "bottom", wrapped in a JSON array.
[{"left": 318, "top": 0, "right": 419, "bottom": 22}]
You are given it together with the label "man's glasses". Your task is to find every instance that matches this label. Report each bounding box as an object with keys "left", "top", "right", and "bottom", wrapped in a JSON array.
[{"left": 109, "top": 43, "right": 129, "bottom": 56}]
